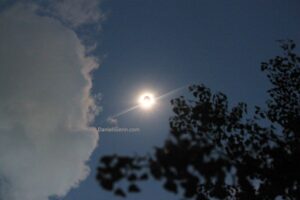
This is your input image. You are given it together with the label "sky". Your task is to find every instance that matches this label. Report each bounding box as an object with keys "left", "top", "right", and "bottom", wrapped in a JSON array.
[{"left": 0, "top": 1, "right": 300, "bottom": 200}]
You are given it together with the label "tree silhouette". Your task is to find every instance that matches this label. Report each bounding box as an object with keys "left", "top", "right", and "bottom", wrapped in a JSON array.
[{"left": 96, "top": 40, "right": 300, "bottom": 199}]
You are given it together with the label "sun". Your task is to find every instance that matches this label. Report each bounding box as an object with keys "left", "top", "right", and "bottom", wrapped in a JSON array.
[{"left": 138, "top": 92, "right": 156, "bottom": 110}]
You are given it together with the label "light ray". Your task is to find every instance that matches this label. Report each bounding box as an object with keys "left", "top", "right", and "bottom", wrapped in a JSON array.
[
  {"left": 108, "top": 85, "right": 188, "bottom": 119},
  {"left": 111, "top": 104, "right": 140, "bottom": 118},
  {"left": 155, "top": 85, "right": 187, "bottom": 100}
]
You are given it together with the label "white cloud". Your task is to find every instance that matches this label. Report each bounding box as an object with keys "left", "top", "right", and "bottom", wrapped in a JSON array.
[
  {"left": 45, "top": 0, "right": 105, "bottom": 28},
  {"left": 107, "top": 117, "right": 118, "bottom": 127},
  {"left": 0, "top": 4, "right": 100, "bottom": 200}
]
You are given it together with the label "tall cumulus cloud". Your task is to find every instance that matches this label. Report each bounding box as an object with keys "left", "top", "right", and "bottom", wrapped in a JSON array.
[{"left": 0, "top": 3, "right": 100, "bottom": 200}]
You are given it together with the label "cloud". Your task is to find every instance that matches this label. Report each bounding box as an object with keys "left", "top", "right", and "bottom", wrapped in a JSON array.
[
  {"left": 43, "top": 0, "right": 105, "bottom": 28},
  {"left": 0, "top": 4, "right": 100, "bottom": 200},
  {"left": 106, "top": 117, "right": 118, "bottom": 128}
]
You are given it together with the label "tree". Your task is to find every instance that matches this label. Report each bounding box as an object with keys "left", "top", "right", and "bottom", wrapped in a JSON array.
[{"left": 96, "top": 40, "right": 300, "bottom": 199}]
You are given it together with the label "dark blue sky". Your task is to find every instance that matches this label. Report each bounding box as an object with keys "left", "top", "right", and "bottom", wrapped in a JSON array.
[{"left": 62, "top": 1, "right": 300, "bottom": 199}]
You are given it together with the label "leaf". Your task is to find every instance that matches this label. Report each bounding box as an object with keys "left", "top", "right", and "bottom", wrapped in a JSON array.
[
  {"left": 128, "top": 184, "right": 140, "bottom": 193},
  {"left": 163, "top": 180, "right": 178, "bottom": 193},
  {"left": 127, "top": 173, "right": 137, "bottom": 181},
  {"left": 140, "top": 173, "right": 149, "bottom": 180},
  {"left": 101, "top": 156, "right": 114, "bottom": 166},
  {"left": 101, "top": 179, "right": 113, "bottom": 191},
  {"left": 150, "top": 161, "right": 162, "bottom": 180},
  {"left": 291, "top": 43, "right": 296, "bottom": 50},
  {"left": 114, "top": 188, "right": 126, "bottom": 197}
]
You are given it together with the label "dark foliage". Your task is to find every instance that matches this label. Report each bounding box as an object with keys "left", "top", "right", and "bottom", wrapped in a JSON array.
[{"left": 96, "top": 40, "right": 300, "bottom": 199}]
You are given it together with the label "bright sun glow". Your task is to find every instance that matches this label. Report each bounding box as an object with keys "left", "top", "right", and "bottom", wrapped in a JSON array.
[{"left": 138, "top": 93, "right": 156, "bottom": 110}]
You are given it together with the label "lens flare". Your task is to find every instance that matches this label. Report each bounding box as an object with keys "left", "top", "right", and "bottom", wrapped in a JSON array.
[{"left": 138, "top": 93, "right": 156, "bottom": 109}]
